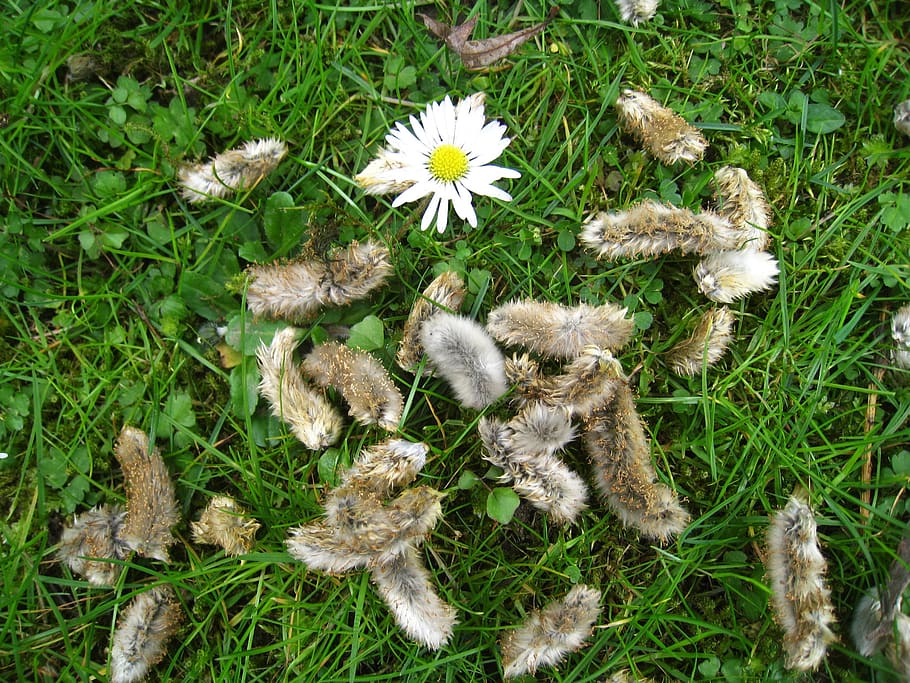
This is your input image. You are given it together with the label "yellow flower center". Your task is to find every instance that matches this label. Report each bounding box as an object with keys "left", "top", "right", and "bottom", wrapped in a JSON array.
[{"left": 428, "top": 144, "right": 469, "bottom": 183}]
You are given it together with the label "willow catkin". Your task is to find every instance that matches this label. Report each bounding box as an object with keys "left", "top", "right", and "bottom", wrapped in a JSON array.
[
  {"left": 895, "top": 99, "right": 910, "bottom": 137},
  {"left": 666, "top": 307, "right": 735, "bottom": 377},
  {"left": 507, "top": 402, "right": 577, "bottom": 457},
  {"left": 694, "top": 250, "right": 779, "bottom": 303},
  {"left": 256, "top": 327, "right": 343, "bottom": 450},
  {"left": 246, "top": 259, "right": 329, "bottom": 321},
  {"left": 613, "top": 0, "right": 660, "bottom": 24},
  {"left": 892, "top": 304, "right": 910, "bottom": 370},
  {"left": 336, "top": 438, "right": 428, "bottom": 495},
  {"left": 191, "top": 495, "right": 261, "bottom": 557},
  {"left": 397, "top": 271, "right": 466, "bottom": 372},
  {"left": 580, "top": 199, "right": 740, "bottom": 260},
  {"left": 713, "top": 166, "right": 772, "bottom": 251},
  {"left": 354, "top": 148, "right": 416, "bottom": 196},
  {"left": 486, "top": 299, "right": 633, "bottom": 360},
  {"left": 323, "top": 241, "right": 394, "bottom": 307},
  {"left": 110, "top": 585, "right": 182, "bottom": 683},
  {"left": 500, "top": 584, "right": 602, "bottom": 678},
  {"left": 614, "top": 89, "right": 707, "bottom": 165},
  {"left": 177, "top": 138, "right": 287, "bottom": 202},
  {"left": 57, "top": 504, "right": 130, "bottom": 586},
  {"left": 115, "top": 426, "right": 179, "bottom": 563}
]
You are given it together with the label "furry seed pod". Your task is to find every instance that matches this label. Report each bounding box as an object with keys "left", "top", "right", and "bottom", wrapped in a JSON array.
[
  {"left": 115, "top": 426, "right": 179, "bottom": 563},
  {"left": 580, "top": 200, "right": 739, "bottom": 260},
  {"left": 765, "top": 495, "right": 837, "bottom": 671},
  {"left": 419, "top": 312, "right": 509, "bottom": 409},
  {"left": 895, "top": 99, "right": 910, "bottom": 137},
  {"left": 615, "top": 89, "right": 707, "bottom": 165},
  {"left": 177, "top": 138, "right": 287, "bottom": 202},
  {"left": 486, "top": 299, "right": 633, "bottom": 360},
  {"left": 666, "top": 307, "right": 735, "bottom": 377},
  {"left": 397, "top": 271, "right": 466, "bottom": 372},
  {"left": 110, "top": 585, "right": 182, "bottom": 683},
  {"left": 302, "top": 341, "right": 403, "bottom": 430},
  {"left": 500, "top": 584, "right": 602, "bottom": 678},
  {"left": 191, "top": 495, "right": 261, "bottom": 557},
  {"left": 370, "top": 545, "right": 458, "bottom": 649},
  {"left": 713, "top": 166, "right": 772, "bottom": 250},
  {"left": 694, "top": 251, "right": 779, "bottom": 303},
  {"left": 354, "top": 148, "right": 416, "bottom": 196},
  {"left": 479, "top": 417, "right": 588, "bottom": 525},
  {"left": 507, "top": 402, "right": 577, "bottom": 457},
  {"left": 850, "top": 537, "right": 910, "bottom": 657},
  {"left": 324, "top": 241, "right": 394, "bottom": 307},
  {"left": 246, "top": 259, "right": 329, "bottom": 321},
  {"left": 256, "top": 327, "right": 343, "bottom": 449},
  {"left": 613, "top": 0, "right": 660, "bottom": 24},
  {"left": 892, "top": 304, "right": 910, "bottom": 370},
  {"left": 57, "top": 504, "right": 130, "bottom": 586},
  {"left": 583, "top": 383, "right": 690, "bottom": 541},
  {"left": 336, "top": 439, "right": 429, "bottom": 494}
]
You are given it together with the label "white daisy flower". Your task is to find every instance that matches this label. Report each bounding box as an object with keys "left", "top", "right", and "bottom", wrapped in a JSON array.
[{"left": 355, "top": 93, "right": 521, "bottom": 233}]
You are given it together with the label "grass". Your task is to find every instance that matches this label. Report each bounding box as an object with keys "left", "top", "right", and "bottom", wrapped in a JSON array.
[{"left": 1, "top": 0, "right": 910, "bottom": 680}]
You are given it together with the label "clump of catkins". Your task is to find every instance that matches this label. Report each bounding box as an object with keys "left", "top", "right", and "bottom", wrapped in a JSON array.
[
  {"left": 191, "top": 495, "right": 261, "bottom": 557},
  {"left": 891, "top": 304, "right": 910, "bottom": 370},
  {"left": 500, "top": 584, "right": 602, "bottom": 678},
  {"left": 256, "top": 327, "right": 343, "bottom": 450},
  {"left": 58, "top": 505, "right": 130, "bottom": 586},
  {"left": 177, "top": 138, "right": 287, "bottom": 202},
  {"left": 110, "top": 585, "right": 182, "bottom": 683},
  {"left": 614, "top": 89, "right": 708, "bottom": 165},
  {"left": 613, "top": 0, "right": 660, "bottom": 24},
  {"left": 246, "top": 240, "right": 393, "bottom": 321},
  {"left": 486, "top": 299, "right": 633, "bottom": 360},
  {"left": 397, "top": 270, "right": 466, "bottom": 372},
  {"left": 765, "top": 494, "right": 837, "bottom": 671},
  {"left": 302, "top": 340, "right": 403, "bottom": 431},
  {"left": 666, "top": 307, "right": 735, "bottom": 376}
]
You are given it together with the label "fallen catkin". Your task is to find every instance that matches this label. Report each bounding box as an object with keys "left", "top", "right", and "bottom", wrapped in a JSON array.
[
  {"left": 177, "top": 137, "right": 287, "bottom": 202},
  {"left": 256, "top": 327, "right": 343, "bottom": 450},
  {"left": 892, "top": 304, "right": 910, "bottom": 370},
  {"left": 694, "top": 250, "right": 779, "bottom": 303},
  {"left": 354, "top": 148, "right": 415, "bottom": 196},
  {"left": 396, "top": 270, "right": 466, "bottom": 372},
  {"left": 115, "top": 426, "right": 179, "bottom": 563},
  {"left": 614, "top": 89, "right": 707, "bottom": 165},
  {"left": 420, "top": 312, "right": 509, "bottom": 409},
  {"left": 507, "top": 402, "right": 577, "bottom": 457},
  {"left": 580, "top": 199, "right": 740, "bottom": 260},
  {"left": 582, "top": 382, "right": 690, "bottom": 542},
  {"left": 335, "top": 438, "right": 428, "bottom": 494},
  {"left": 370, "top": 545, "right": 458, "bottom": 650},
  {"left": 110, "top": 585, "right": 182, "bottom": 683},
  {"left": 323, "top": 241, "right": 394, "bottom": 307},
  {"left": 765, "top": 495, "right": 837, "bottom": 672},
  {"left": 666, "top": 307, "right": 735, "bottom": 376},
  {"left": 613, "top": 0, "right": 660, "bottom": 25},
  {"left": 895, "top": 99, "right": 910, "bottom": 137},
  {"left": 500, "top": 584, "right": 602, "bottom": 678},
  {"left": 302, "top": 341, "right": 403, "bottom": 431},
  {"left": 57, "top": 504, "right": 130, "bottom": 586},
  {"left": 713, "top": 166, "right": 772, "bottom": 251},
  {"left": 486, "top": 299, "right": 633, "bottom": 360},
  {"left": 850, "top": 537, "right": 910, "bottom": 658},
  {"left": 191, "top": 495, "right": 261, "bottom": 557}
]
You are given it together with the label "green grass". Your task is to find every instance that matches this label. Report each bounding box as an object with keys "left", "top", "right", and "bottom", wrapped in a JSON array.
[{"left": 2, "top": 0, "right": 910, "bottom": 681}]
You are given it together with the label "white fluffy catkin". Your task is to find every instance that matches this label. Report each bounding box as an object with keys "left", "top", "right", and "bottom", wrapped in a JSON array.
[
  {"left": 177, "top": 138, "right": 287, "bottom": 202},
  {"left": 694, "top": 250, "right": 779, "bottom": 303},
  {"left": 892, "top": 304, "right": 910, "bottom": 370},
  {"left": 397, "top": 271, "right": 466, "bottom": 372},
  {"left": 419, "top": 312, "right": 508, "bottom": 409},
  {"left": 713, "top": 166, "right": 772, "bottom": 251},
  {"left": 369, "top": 545, "right": 458, "bottom": 650},
  {"left": 191, "top": 495, "right": 261, "bottom": 557},
  {"left": 765, "top": 495, "right": 837, "bottom": 672},
  {"left": 500, "top": 584, "right": 602, "bottom": 678},
  {"left": 507, "top": 402, "right": 577, "bottom": 457},
  {"left": 115, "top": 426, "right": 179, "bottom": 563},
  {"left": 336, "top": 438, "right": 428, "bottom": 494},
  {"left": 57, "top": 504, "right": 129, "bottom": 586},
  {"left": 666, "top": 307, "right": 735, "bottom": 377},
  {"left": 110, "top": 585, "right": 182, "bottom": 683},
  {"left": 256, "top": 327, "right": 343, "bottom": 450},
  {"left": 581, "top": 199, "right": 740, "bottom": 260},
  {"left": 323, "top": 240, "right": 394, "bottom": 307},
  {"left": 614, "top": 89, "right": 707, "bottom": 165},
  {"left": 486, "top": 299, "right": 633, "bottom": 360},
  {"left": 895, "top": 99, "right": 910, "bottom": 137},
  {"left": 613, "top": 0, "right": 660, "bottom": 24}
]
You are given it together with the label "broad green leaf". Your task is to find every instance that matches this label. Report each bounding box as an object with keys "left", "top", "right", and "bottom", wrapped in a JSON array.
[
  {"left": 486, "top": 487, "right": 520, "bottom": 524},
  {"left": 457, "top": 470, "right": 481, "bottom": 490},
  {"left": 179, "top": 271, "right": 236, "bottom": 320},
  {"left": 263, "top": 192, "right": 307, "bottom": 256},
  {"left": 804, "top": 103, "right": 845, "bottom": 134},
  {"left": 347, "top": 315, "right": 384, "bottom": 351},
  {"left": 557, "top": 229, "right": 575, "bottom": 252},
  {"left": 318, "top": 448, "right": 344, "bottom": 486}
]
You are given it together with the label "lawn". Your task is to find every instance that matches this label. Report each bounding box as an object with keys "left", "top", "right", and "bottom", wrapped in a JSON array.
[{"left": 1, "top": 0, "right": 910, "bottom": 681}]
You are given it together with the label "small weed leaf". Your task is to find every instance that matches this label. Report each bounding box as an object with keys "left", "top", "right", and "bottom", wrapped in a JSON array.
[
  {"left": 457, "top": 470, "right": 481, "bottom": 490},
  {"left": 878, "top": 193, "right": 910, "bottom": 233},
  {"left": 347, "top": 315, "right": 385, "bottom": 351},
  {"left": 263, "top": 191, "right": 306, "bottom": 255},
  {"left": 803, "top": 102, "right": 845, "bottom": 135},
  {"left": 486, "top": 487, "right": 520, "bottom": 524}
]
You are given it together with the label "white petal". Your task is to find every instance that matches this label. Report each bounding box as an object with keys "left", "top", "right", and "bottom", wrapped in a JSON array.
[
  {"left": 393, "top": 180, "right": 434, "bottom": 207},
  {"left": 421, "top": 194, "right": 442, "bottom": 232},
  {"left": 451, "top": 183, "right": 477, "bottom": 227}
]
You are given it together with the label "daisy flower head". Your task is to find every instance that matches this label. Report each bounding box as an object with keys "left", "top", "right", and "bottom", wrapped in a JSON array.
[{"left": 355, "top": 93, "right": 521, "bottom": 234}]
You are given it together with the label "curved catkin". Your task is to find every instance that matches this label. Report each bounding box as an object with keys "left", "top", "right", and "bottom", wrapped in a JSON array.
[
  {"left": 324, "top": 240, "right": 394, "bottom": 307},
  {"left": 500, "top": 584, "right": 602, "bottom": 678},
  {"left": 57, "top": 504, "right": 130, "bottom": 586},
  {"left": 115, "top": 426, "right": 179, "bottom": 563},
  {"left": 191, "top": 495, "right": 261, "bottom": 557},
  {"left": 256, "top": 327, "right": 343, "bottom": 450},
  {"left": 580, "top": 200, "right": 739, "bottom": 260},
  {"left": 397, "top": 271, "right": 466, "bottom": 372},
  {"left": 337, "top": 438, "right": 429, "bottom": 494},
  {"left": 370, "top": 545, "right": 458, "bottom": 650},
  {"left": 419, "top": 312, "right": 509, "bottom": 409},
  {"left": 713, "top": 166, "right": 772, "bottom": 251},
  {"left": 765, "top": 495, "right": 837, "bottom": 671},
  {"left": 177, "top": 138, "right": 287, "bottom": 202},
  {"left": 614, "top": 89, "right": 707, "bottom": 165},
  {"left": 110, "top": 585, "right": 182, "bottom": 683},
  {"left": 666, "top": 307, "right": 735, "bottom": 377},
  {"left": 582, "top": 382, "right": 689, "bottom": 542},
  {"left": 246, "top": 259, "right": 329, "bottom": 321},
  {"left": 486, "top": 300, "right": 633, "bottom": 360},
  {"left": 302, "top": 341, "right": 403, "bottom": 431},
  {"left": 694, "top": 251, "right": 779, "bottom": 303}
]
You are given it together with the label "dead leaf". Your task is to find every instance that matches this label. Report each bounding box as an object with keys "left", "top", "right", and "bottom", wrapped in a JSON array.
[{"left": 419, "top": 6, "right": 559, "bottom": 71}]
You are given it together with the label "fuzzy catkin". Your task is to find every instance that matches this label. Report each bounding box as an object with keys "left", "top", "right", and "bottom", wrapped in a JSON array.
[
  {"left": 370, "top": 545, "right": 458, "bottom": 650},
  {"left": 613, "top": 0, "right": 660, "bottom": 24},
  {"left": 256, "top": 327, "right": 343, "bottom": 450},
  {"left": 57, "top": 504, "right": 130, "bottom": 586},
  {"left": 110, "top": 585, "right": 182, "bottom": 683},
  {"left": 302, "top": 341, "right": 403, "bottom": 431},
  {"left": 354, "top": 148, "right": 416, "bottom": 196},
  {"left": 694, "top": 251, "right": 779, "bottom": 303},
  {"left": 666, "top": 307, "right": 735, "bottom": 376},
  {"left": 115, "top": 426, "right": 179, "bottom": 563},
  {"left": 580, "top": 200, "right": 740, "bottom": 260},
  {"left": 500, "top": 584, "right": 602, "bottom": 678},
  {"left": 336, "top": 438, "right": 428, "bottom": 494},
  {"left": 507, "top": 402, "right": 577, "bottom": 457},
  {"left": 895, "top": 99, "right": 910, "bottom": 137},
  {"left": 486, "top": 299, "right": 633, "bottom": 360},
  {"left": 397, "top": 271, "right": 466, "bottom": 372},
  {"left": 765, "top": 495, "right": 837, "bottom": 672},
  {"left": 892, "top": 304, "right": 910, "bottom": 370},
  {"left": 177, "top": 138, "right": 287, "bottom": 202},
  {"left": 713, "top": 166, "right": 772, "bottom": 251},
  {"left": 614, "top": 89, "right": 707, "bottom": 165},
  {"left": 419, "top": 312, "right": 509, "bottom": 409},
  {"left": 323, "top": 241, "right": 394, "bottom": 307},
  {"left": 191, "top": 496, "right": 261, "bottom": 557}
]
